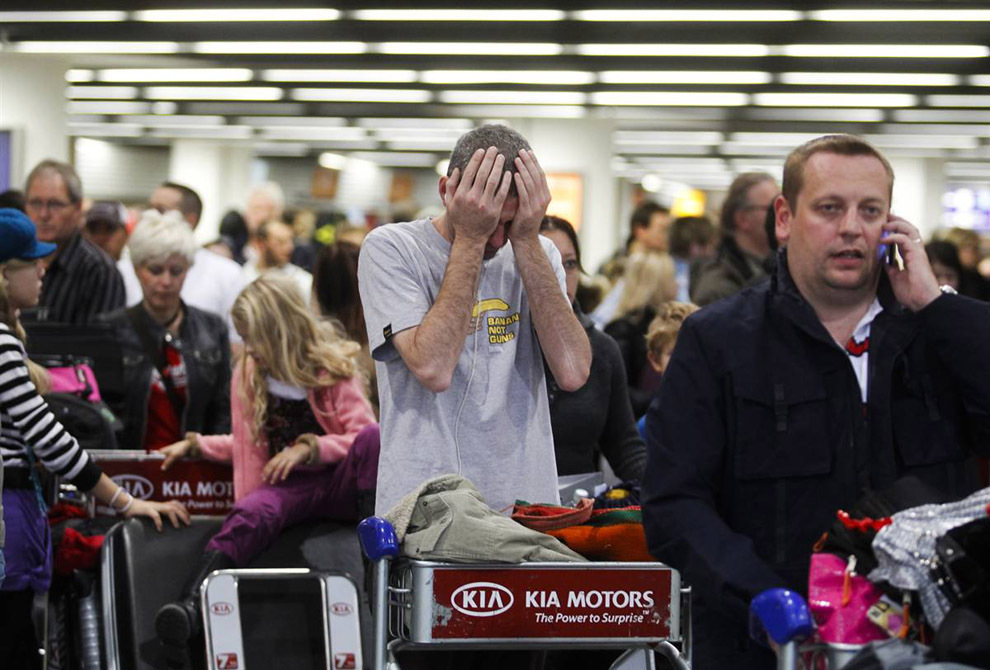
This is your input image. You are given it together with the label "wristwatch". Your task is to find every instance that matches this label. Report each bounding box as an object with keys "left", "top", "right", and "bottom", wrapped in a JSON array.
[{"left": 940, "top": 284, "right": 958, "bottom": 295}]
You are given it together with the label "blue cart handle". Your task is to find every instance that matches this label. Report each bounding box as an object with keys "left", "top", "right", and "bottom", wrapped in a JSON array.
[
  {"left": 749, "top": 588, "right": 815, "bottom": 647},
  {"left": 358, "top": 516, "right": 400, "bottom": 562}
]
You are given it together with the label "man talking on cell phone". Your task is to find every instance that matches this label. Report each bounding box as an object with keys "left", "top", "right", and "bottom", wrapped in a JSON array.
[
  {"left": 642, "top": 134, "right": 990, "bottom": 668},
  {"left": 358, "top": 124, "right": 591, "bottom": 517}
]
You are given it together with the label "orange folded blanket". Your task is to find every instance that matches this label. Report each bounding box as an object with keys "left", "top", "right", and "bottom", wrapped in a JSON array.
[{"left": 546, "top": 508, "right": 653, "bottom": 562}]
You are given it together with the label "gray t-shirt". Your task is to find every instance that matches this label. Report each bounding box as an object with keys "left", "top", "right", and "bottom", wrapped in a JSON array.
[{"left": 359, "top": 218, "right": 564, "bottom": 515}]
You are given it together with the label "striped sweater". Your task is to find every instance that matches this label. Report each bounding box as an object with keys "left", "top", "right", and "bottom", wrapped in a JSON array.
[{"left": 0, "top": 322, "right": 101, "bottom": 490}]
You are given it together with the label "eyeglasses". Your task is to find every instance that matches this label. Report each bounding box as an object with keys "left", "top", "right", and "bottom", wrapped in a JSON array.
[{"left": 26, "top": 198, "right": 72, "bottom": 214}]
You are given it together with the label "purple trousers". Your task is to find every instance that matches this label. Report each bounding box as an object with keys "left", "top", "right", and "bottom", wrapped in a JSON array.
[
  {"left": 207, "top": 424, "right": 379, "bottom": 566},
  {"left": 0, "top": 489, "right": 51, "bottom": 593}
]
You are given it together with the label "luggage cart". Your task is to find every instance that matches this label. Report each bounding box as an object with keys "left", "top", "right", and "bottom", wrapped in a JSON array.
[{"left": 358, "top": 517, "right": 692, "bottom": 670}]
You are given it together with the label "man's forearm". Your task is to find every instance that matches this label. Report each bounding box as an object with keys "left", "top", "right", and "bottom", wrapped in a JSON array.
[
  {"left": 400, "top": 237, "right": 486, "bottom": 391},
  {"left": 514, "top": 238, "right": 591, "bottom": 391}
]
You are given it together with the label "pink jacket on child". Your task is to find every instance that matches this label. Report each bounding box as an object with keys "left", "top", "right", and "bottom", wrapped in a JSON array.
[{"left": 196, "top": 358, "right": 376, "bottom": 501}]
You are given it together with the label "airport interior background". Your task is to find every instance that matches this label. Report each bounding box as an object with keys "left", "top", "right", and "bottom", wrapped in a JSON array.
[{"left": 3, "top": 1, "right": 990, "bottom": 272}]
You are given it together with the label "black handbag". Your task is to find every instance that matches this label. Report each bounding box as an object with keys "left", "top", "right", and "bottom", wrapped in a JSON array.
[{"left": 932, "top": 515, "right": 990, "bottom": 620}]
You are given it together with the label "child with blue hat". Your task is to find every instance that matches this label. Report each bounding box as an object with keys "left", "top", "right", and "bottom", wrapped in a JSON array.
[{"left": 0, "top": 207, "right": 56, "bottom": 263}]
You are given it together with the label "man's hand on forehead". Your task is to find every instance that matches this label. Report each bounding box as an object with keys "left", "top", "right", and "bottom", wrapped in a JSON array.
[
  {"left": 445, "top": 146, "right": 512, "bottom": 245},
  {"left": 508, "top": 148, "right": 552, "bottom": 244}
]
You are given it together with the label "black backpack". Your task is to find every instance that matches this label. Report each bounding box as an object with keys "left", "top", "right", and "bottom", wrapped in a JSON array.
[{"left": 44, "top": 392, "right": 120, "bottom": 451}]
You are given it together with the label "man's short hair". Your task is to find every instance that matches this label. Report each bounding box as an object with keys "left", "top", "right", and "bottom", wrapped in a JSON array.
[
  {"left": 161, "top": 181, "right": 203, "bottom": 222},
  {"left": 782, "top": 134, "right": 894, "bottom": 208},
  {"left": 25, "top": 160, "right": 83, "bottom": 204},
  {"left": 446, "top": 124, "right": 531, "bottom": 194},
  {"left": 720, "top": 172, "right": 775, "bottom": 232},
  {"left": 669, "top": 215, "right": 716, "bottom": 258},
  {"left": 257, "top": 219, "right": 290, "bottom": 240},
  {"left": 630, "top": 200, "right": 669, "bottom": 231}
]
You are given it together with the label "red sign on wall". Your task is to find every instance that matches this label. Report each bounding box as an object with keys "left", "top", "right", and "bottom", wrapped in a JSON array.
[
  {"left": 429, "top": 567, "right": 675, "bottom": 640},
  {"left": 91, "top": 451, "right": 234, "bottom": 516}
]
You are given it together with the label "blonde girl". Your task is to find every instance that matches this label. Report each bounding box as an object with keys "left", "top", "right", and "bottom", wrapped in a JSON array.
[{"left": 155, "top": 275, "right": 378, "bottom": 659}]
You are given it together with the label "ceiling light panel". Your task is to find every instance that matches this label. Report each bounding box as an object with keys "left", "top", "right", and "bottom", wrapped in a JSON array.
[
  {"left": 13, "top": 42, "right": 179, "bottom": 54},
  {"left": 67, "top": 123, "right": 142, "bottom": 137},
  {"left": 145, "top": 87, "right": 284, "bottom": 101},
  {"left": 238, "top": 117, "right": 348, "bottom": 127},
  {"left": 927, "top": 95, "right": 990, "bottom": 107},
  {"left": 97, "top": 68, "right": 253, "bottom": 82},
  {"left": 592, "top": 91, "right": 749, "bottom": 106},
  {"left": 353, "top": 9, "right": 564, "bottom": 21},
  {"left": 422, "top": 70, "right": 595, "bottom": 85},
  {"left": 446, "top": 104, "right": 587, "bottom": 118},
  {"left": 969, "top": 76, "right": 990, "bottom": 87},
  {"left": 578, "top": 44, "right": 769, "bottom": 57},
  {"left": 864, "top": 134, "right": 978, "bottom": 149},
  {"left": 780, "top": 72, "right": 959, "bottom": 86},
  {"left": 809, "top": 10, "right": 990, "bottom": 21},
  {"left": 754, "top": 93, "right": 917, "bottom": 107},
  {"left": 379, "top": 42, "right": 563, "bottom": 56},
  {"left": 66, "top": 86, "right": 139, "bottom": 99},
  {"left": 742, "top": 108, "right": 885, "bottom": 122},
  {"left": 134, "top": 9, "right": 339, "bottom": 21},
  {"left": 614, "top": 131, "right": 723, "bottom": 145},
  {"left": 65, "top": 70, "right": 95, "bottom": 82},
  {"left": 600, "top": 71, "right": 770, "bottom": 84},
  {"left": 193, "top": 42, "right": 367, "bottom": 54},
  {"left": 290, "top": 88, "right": 432, "bottom": 103},
  {"left": 0, "top": 11, "right": 126, "bottom": 21},
  {"left": 356, "top": 118, "right": 473, "bottom": 129},
  {"left": 68, "top": 101, "right": 152, "bottom": 115},
  {"left": 253, "top": 142, "right": 310, "bottom": 156},
  {"left": 349, "top": 152, "right": 440, "bottom": 167},
  {"left": 257, "top": 127, "right": 368, "bottom": 141},
  {"left": 574, "top": 10, "right": 801, "bottom": 21},
  {"left": 438, "top": 91, "right": 587, "bottom": 105},
  {"left": 894, "top": 109, "right": 990, "bottom": 123},
  {"left": 386, "top": 139, "right": 461, "bottom": 151},
  {"left": 781, "top": 44, "right": 989, "bottom": 58},
  {"left": 149, "top": 126, "right": 254, "bottom": 140},
  {"left": 131, "top": 115, "right": 226, "bottom": 126},
  {"left": 263, "top": 69, "right": 417, "bottom": 83}
]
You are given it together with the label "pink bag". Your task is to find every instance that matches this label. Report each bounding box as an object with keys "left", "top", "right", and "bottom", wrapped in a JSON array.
[
  {"left": 808, "top": 552, "right": 887, "bottom": 644},
  {"left": 47, "top": 362, "right": 102, "bottom": 402}
]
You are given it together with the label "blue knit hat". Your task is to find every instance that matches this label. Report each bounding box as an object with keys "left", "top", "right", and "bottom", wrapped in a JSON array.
[{"left": 0, "top": 207, "right": 56, "bottom": 263}]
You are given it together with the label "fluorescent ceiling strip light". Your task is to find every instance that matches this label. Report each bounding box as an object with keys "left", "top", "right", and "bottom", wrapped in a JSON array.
[
  {"left": 310, "top": 140, "right": 380, "bottom": 150},
  {"left": 780, "top": 72, "right": 959, "bottom": 86},
  {"left": 263, "top": 69, "right": 417, "bottom": 83},
  {"left": 864, "top": 134, "right": 977, "bottom": 149},
  {"left": 150, "top": 126, "right": 254, "bottom": 139},
  {"left": 614, "top": 131, "right": 723, "bottom": 144},
  {"left": 438, "top": 90, "right": 587, "bottom": 105},
  {"left": 577, "top": 44, "right": 769, "bottom": 57},
  {"left": 68, "top": 101, "right": 152, "bottom": 114},
  {"left": 894, "top": 109, "right": 990, "bottom": 123},
  {"left": 809, "top": 10, "right": 990, "bottom": 22},
  {"left": 357, "top": 117, "right": 472, "bottom": 129},
  {"left": 257, "top": 127, "right": 368, "bottom": 140},
  {"left": 319, "top": 153, "right": 348, "bottom": 169},
  {"left": 253, "top": 142, "right": 310, "bottom": 156},
  {"left": 719, "top": 143, "right": 794, "bottom": 155},
  {"left": 134, "top": 9, "right": 339, "bottom": 21},
  {"left": 618, "top": 144, "right": 716, "bottom": 155},
  {"left": 0, "top": 11, "right": 126, "bottom": 21},
  {"left": 592, "top": 91, "right": 748, "bottom": 106},
  {"left": 969, "top": 76, "right": 990, "bottom": 87},
  {"left": 782, "top": 44, "right": 989, "bottom": 58},
  {"left": 291, "top": 88, "right": 432, "bottom": 103},
  {"left": 575, "top": 10, "right": 801, "bottom": 21},
  {"left": 742, "top": 108, "right": 885, "bottom": 122},
  {"left": 374, "top": 128, "right": 464, "bottom": 139},
  {"left": 448, "top": 104, "right": 586, "bottom": 118},
  {"left": 600, "top": 70, "right": 770, "bottom": 84},
  {"left": 151, "top": 102, "right": 179, "bottom": 115},
  {"left": 353, "top": 9, "right": 564, "bottom": 21},
  {"left": 379, "top": 42, "right": 562, "bottom": 56},
  {"left": 97, "top": 68, "right": 253, "bottom": 82},
  {"left": 927, "top": 95, "right": 990, "bottom": 107},
  {"left": 66, "top": 86, "right": 139, "bottom": 99},
  {"left": 13, "top": 41, "right": 180, "bottom": 54},
  {"left": 145, "top": 87, "right": 284, "bottom": 101},
  {"left": 66, "top": 70, "right": 95, "bottom": 83},
  {"left": 238, "top": 117, "right": 348, "bottom": 127},
  {"left": 754, "top": 93, "right": 916, "bottom": 107},
  {"left": 730, "top": 132, "right": 855, "bottom": 145},
  {"left": 879, "top": 123, "right": 990, "bottom": 136},
  {"left": 67, "top": 123, "right": 142, "bottom": 137},
  {"left": 350, "top": 152, "right": 439, "bottom": 167},
  {"left": 422, "top": 70, "right": 595, "bottom": 85},
  {"left": 386, "top": 139, "right": 460, "bottom": 151},
  {"left": 193, "top": 42, "right": 367, "bottom": 54},
  {"left": 131, "top": 115, "right": 226, "bottom": 126}
]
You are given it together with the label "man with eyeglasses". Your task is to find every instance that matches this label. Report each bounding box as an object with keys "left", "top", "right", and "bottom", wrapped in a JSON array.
[
  {"left": 24, "top": 160, "right": 125, "bottom": 324},
  {"left": 691, "top": 172, "right": 778, "bottom": 306}
]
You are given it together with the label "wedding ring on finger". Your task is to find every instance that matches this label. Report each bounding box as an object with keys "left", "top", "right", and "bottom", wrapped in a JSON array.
[{"left": 913, "top": 237, "right": 923, "bottom": 243}]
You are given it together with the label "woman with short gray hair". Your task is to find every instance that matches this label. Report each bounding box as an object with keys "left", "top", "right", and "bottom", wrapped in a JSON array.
[{"left": 101, "top": 210, "right": 231, "bottom": 450}]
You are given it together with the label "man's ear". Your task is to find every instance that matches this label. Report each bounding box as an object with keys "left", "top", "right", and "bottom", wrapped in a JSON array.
[
  {"left": 438, "top": 176, "right": 448, "bottom": 207},
  {"left": 774, "top": 194, "right": 792, "bottom": 244}
]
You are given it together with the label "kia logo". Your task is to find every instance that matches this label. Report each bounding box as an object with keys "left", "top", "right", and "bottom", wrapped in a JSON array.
[
  {"left": 113, "top": 474, "right": 153, "bottom": 500},
  {"left": 330, "top": 602, "right": 353, "bottom": 616},
  {"left": 210, "top": 602, "right": 234, "bottom": 616},
  {"left": 451, "top": 582, "right": 514, "bottom": 618}
]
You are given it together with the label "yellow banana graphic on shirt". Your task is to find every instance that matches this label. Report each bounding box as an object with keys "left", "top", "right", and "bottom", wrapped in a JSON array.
[{"left": 472, "top": 298, "right": 510, "bottom": 318}]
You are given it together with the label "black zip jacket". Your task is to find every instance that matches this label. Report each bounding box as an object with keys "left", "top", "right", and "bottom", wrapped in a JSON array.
[{"left": 643, "top": 250, "right": 990, "bottom": 666}]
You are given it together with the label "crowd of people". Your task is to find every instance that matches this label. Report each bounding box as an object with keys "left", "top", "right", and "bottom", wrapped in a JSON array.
[{"left": 1, "top": 125, "right": 989, "bottom": 668}]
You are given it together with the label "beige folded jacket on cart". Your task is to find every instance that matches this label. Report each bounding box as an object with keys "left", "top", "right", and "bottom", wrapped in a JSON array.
[{"left": 384, "top": 474, "right": 586, "bottom": 563}]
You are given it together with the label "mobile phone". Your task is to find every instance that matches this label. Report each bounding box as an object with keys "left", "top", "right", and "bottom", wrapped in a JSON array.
[{"left": 878, "top": 235, "right": 904, "bottom": 271}]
